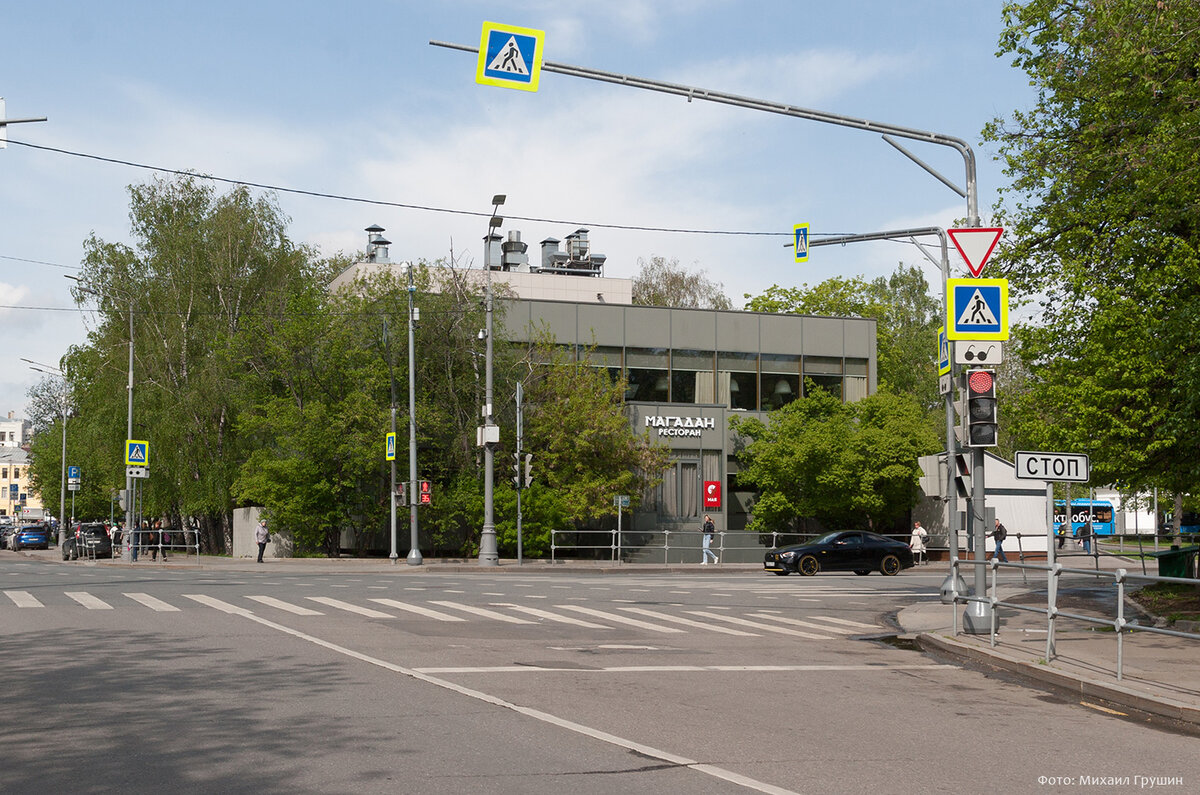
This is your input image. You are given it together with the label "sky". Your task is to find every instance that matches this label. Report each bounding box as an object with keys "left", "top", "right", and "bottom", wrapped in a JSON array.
[{"left": 0, "top": 0, "right": 1036, "bottom": 417}]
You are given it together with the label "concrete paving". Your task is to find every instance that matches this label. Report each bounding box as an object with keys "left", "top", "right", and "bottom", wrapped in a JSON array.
[{"left": 11, "top": 544, "right": 1200, "bottom": 728}]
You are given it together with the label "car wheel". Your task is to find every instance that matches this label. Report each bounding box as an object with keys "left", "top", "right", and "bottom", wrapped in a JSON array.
[
  {"left": 879, "top": 554, "right": 901, "bottom": 576},
  {"left": 854, "top": 570, "right": 871, "bottom": 576},
  {"left": 798, "top": 555, "right": 819, "bottom": 576},
  {"left": 69, "top": 546, "right": 78, "bottom": 561}
]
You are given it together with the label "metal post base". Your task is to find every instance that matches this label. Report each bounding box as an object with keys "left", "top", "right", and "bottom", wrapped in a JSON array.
[
  {"left": 939, "top": 573, "right": 968, "bottom": 604},
  {"left": 962, "top": 601, "right": 994, "bottom": 635},
  {"left": 406, "top": 549, "right": 423, "bottom": 565}
]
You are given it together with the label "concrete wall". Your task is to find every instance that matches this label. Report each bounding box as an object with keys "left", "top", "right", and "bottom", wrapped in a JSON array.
[{"left": 232, "top": 506, "right": 293, "bottom": 559}]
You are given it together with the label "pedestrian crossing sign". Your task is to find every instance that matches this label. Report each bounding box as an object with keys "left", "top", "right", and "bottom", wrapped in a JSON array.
[
  {"left": 125, "top": 439, "right": 149, "bottom": 467},
  {"left": 937, "top": 327, "right": 950, "bottom": 376},
  {"left": 793, "top": 224, "right": 809, "bottom": 263},
  {"left": 476, "top": 21, "right": 544, "bottom": 92},
  {"left": 386, "top": 432, "right": 396, "bottom": 462},
  {"left": 946, "top": 278, "right": 1009, "bottom": 341}
]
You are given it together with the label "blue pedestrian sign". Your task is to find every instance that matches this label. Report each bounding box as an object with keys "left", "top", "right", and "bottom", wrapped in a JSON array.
[
  {"left": 476, "top": 22, "right": 544, "bottom": 92},
  {"left": 937, "top": 328, "right": 950, "bottom": 376},
  {"left": 946, "top": 278, "right": 1009, "bottom": 341},
  {"left": 386, "top": 432, "right": 396, "bottom": 462},
  {"left": 125, "top": 439, "right": 149, "bottom": 467},
  {"left": 793, "top": 224, "right": 809, "bottom": 263}
]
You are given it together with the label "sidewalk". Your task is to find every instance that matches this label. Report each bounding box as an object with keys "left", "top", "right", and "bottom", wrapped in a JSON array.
[{"left": 898, "top": 555, "right": 1200, "bottom": 729}]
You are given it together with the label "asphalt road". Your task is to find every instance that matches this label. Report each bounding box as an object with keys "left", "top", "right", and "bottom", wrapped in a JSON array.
[{"left": 1, "top": 558, "right": 1193, "bottom": 794}]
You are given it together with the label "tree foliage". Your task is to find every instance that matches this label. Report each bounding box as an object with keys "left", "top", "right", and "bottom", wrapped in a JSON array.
[
  {"left": 984, "top": 0, "right": 1200, "bottom": 502},
  {"left": 731, "top": 389, "right": 938, "bottom": 533},
  {"left": 631, "top": 256, "right": 733, "bottom": 309},
  {"left": 744, "top": 265, "right": 941, "bottom": 408}
]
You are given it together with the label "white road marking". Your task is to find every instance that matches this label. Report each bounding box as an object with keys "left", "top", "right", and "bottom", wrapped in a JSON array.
[
  {"left": 124, "top": 593, "right": 180, "bottom": 612},
  {"left": 684, "top": 611, "right": 831, "bottom": 639},
  {"left": 429, "top": 601, "right": 534, "bottom": 624},
  {"left": 747, "top": 614, "right": 860, "bottom": 635},
  {"left": 617, "top": 607, "right": 758, "bottom": 636},
  {"left": 185, "top": 594, "right": 253, "bottom": 615},
  {"left": 246, "top": 595, "right": 323, "bottom": 615},
  {"left": 803, "top": 615, "right": 879, "bottom": 629},
  {"left": 5, "top": 590, "right": 43, "bottom": 608},
  {"left": 369, "top": 599, "right": 466, "bottom": 622},
  {"left": 65, "top": 592, "right": 112, "bottom": 610},
  {"left": 306, "top": 596, "right": 393, "bottom": 618},
  {"left": 557, "top": 605, "right": 685, "bottom": 634},
  {"left": 204, "top": 609, "right": 803, "bottom": 795},
  {"left": 491, "top": 603, "right": 610, "bottom": 628}
]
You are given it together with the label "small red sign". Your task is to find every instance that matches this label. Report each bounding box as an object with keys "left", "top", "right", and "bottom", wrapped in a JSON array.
[{"left": 703, "top": 481, "right": 722, "bottom": 509}]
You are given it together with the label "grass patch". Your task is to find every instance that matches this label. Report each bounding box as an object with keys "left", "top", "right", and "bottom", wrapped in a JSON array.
[{"left": 1129, "top": 582, "right": 1200, "bottom": 622}]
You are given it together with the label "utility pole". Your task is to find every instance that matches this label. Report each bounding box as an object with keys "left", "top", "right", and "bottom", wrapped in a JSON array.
[
  {"left": 515, "top": 381, "right": 523, "bottom": 565},
  {"left": 406, "top": 263, "right": 422, "bottom": 565},
  {"left": 384, "top": 319, "right": 398, "bottom": 564},
  {"left": 478, "top": 195, "right": 504, "bottom": 566}
]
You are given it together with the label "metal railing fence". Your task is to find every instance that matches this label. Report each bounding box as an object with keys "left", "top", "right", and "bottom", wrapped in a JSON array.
[
  {"left": 549, "top": 528, "right": 910, "bottom": 563},
  {"left": 946, "top": 555, "right": 1200, "bottom": 681}
]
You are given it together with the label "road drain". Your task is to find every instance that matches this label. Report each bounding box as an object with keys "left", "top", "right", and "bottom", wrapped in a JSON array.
[{"left": 871, "top": 634, "right": 921, "bottom": 651}]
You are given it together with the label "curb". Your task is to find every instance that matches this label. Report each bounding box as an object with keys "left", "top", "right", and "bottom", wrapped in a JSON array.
[{"left": 916, "top": 631, "right": 1200, "bottom": 728}]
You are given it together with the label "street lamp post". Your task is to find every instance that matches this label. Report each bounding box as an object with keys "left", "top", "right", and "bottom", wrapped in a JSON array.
[
  {"left": 22, "top": 360, "right": 68, "bottom": 546},
  {"left": 406, "top": 263, "right": 422, "bottom": 565},
  {"left": 478, "top": 194, "right": 505, "bottom": 566}
]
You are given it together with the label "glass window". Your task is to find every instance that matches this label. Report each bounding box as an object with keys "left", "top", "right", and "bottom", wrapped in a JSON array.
[
  {"left": 803, "top": 356, "right": 843, "bottom": 375},
  {"left": 625, "top": 368, "right": 669, "bottom": 402},
  {"left": 582, "top": 346, "right": 622, "bottom": 368},
  {"left": 845, "top": 358, "right": 869, "bottom": 376},
  {"left": 670, "top": 349, "right": 714, "bottom": 404},
  {"left": 759, "top": 354, "right": 799, "bottom": 410},
  {"left": 803, "top": 375, "right": 842, "bottom": 400},
  {"left": 718, "top": 352, "right": 758, "bottom": 411}
]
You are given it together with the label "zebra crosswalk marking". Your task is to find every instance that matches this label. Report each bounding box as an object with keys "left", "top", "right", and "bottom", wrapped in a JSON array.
[
  {"left": 124, "top": 593, "right": 180, "bottom": 612},
  {"left": 617, "top": 607, "right": 759, "bottom": 636},
  {"left": 65, "top": 592, "right": 112, "bottom": 610},
  {"left": 4, "top": 590, "right": 43, "bottom": 608},
  {"left": 306, "top": 596, "right": 393, "bottom": 618},
  {"left": 369, "top": 599, "right": 466, "bottom": 622},
  {"left": 246, "top": 595, "right": 323, "bottom": 616},
  {"left": 184, "top": 594, "right": 253, "bottom": 615},
  {"left": 684, "top": 611, "right": 831, "bottom": 639},
  {"left": 557, "top": 605, "right": 685, "bottom": 634},
  {"left": 490, "top": 603, "right": 610, "bottom": 628},
  {"left": 748, "top": 613, "right": 858, "bottom": 635},
  {"left": 429, "top": 601, "right": 534, "bottom": 624},
  {"left": 802, "top": 615, "right": 878, "bottom": 629}
]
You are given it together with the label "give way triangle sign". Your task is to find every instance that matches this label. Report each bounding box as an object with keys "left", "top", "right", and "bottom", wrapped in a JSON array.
[{"left": 948, "top": 227, "right": 1004, "bottom": 277}]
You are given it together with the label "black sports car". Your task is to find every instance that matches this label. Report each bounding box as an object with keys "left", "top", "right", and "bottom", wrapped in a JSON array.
[{"left": 764, "top": 530, "right": 915, "bottom": 576}]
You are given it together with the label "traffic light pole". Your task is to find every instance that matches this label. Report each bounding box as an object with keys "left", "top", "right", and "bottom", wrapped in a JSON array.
[{"left": 406, "top": 264, "right": 422, "bottom": 565}]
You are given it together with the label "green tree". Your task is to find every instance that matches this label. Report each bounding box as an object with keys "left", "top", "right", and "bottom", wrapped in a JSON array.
[
  {"left": 632, "top": 256, "right": 733, "bottom": 309},
  {"left": 731, "top": 389, "right": 938, "bottom": 533},
  {"left": 744, "top": 265, "right": 941, "bottom": 407},
  {"left": 521, "top": 337, "right": 669, "bottom": 525},
  {"left": 983, "top": 0, "right": 1200, "bottom": 516}
]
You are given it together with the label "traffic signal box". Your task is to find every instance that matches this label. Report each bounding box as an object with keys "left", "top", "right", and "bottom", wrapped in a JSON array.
[
  {"left": 419, "top": 480, "right": 432, "bottom": 505},
  {"left": 963, "top": 368, "right": 998, "bottom": 447}
]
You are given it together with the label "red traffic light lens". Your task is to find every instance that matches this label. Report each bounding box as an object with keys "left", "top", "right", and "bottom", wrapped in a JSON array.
[{"left": 968, "top": 370, "right": 994, "bottom": 394}]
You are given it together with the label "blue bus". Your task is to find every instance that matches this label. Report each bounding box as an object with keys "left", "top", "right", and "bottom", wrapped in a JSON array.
[{"left": 1053, "top": 499, "right": 1116, "bottom": 537}]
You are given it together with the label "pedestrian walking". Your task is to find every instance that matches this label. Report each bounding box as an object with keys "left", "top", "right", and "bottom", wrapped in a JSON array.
[
  {"left": 909, "top": 521, "right": 928, "bottom": 565},
  {"left": 1079, "top": 519, "right": 1093, "bottom": 554},
  {"left": 700, "top": 514, "right": 718, "bottom": 564},
  {"left": 991, "top": 519, "right": 1009, "bottom": 563},
  {"left": 255, "top": 518, "right": 270, "bottom": 563}
]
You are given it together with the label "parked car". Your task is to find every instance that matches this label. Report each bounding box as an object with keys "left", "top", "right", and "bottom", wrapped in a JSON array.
[
  {"left": 764, "top": 530, "right": 915, "bottom": 576},
  {"left": 62, "top": 522, "right": 113, "bottom": 560},
  {"left": 10, "top": 523, "right": 52, "bottom": 551},
  {"left": 1, "top": 522, "right": 18, "bottom": 550}
]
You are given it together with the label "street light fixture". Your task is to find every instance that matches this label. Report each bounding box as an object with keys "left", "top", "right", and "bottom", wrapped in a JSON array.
[{"left": 478, "top": 194, "right": 505, "bottom": 566}]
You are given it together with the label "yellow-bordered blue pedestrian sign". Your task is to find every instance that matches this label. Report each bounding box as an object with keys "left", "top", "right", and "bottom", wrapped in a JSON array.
[
  {"left": 793, "top": 224, "right": 809, "bottom": 263},
  {"left": 946, "top": 278, "right": 1009, "bottom": 341},
  {"left": 386, "top": 432, "right": 396, "bottom": 461},
  {"left": 125, "top": 439, "right": 149, "bottom": 467},
  {"left": 937, "top": 327, "right": 950, "bottom": 375},
  {"left": 476, "top": 22, "right": 544, "bottom": 92}
]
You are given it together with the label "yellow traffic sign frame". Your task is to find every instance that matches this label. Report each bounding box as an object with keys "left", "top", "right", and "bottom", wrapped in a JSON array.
[
  {"left": 946, "top": 277, "right": 1010, "bottom": 341},
  {"left": 125, "top": 439, "right": 150, "bottom": 467},
  {"left": 793, "top": 224, "right": 809, "bottom": 263},
  {"left": 386, "top": 432, "right": 396, "bottom": 461},
  {"left": 476, "top": 22, "right": 545, "bottom": 92}
]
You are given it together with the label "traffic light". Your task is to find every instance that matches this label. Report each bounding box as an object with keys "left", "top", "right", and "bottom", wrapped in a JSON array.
[
  {"left": 963, "top": 368, "right": 998, "bottom": 447},
  {"left": 419, "top": 480, "right": 432, "bottom": 505},
  {"left": 512, "top": 453, "right": 521, "bottom": 488},
  {"left": 524, "top": 453, "right": 533, "bottom": 488},
  {"left": 953, "top": 453, "right": 971, "bottom": 498}
]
